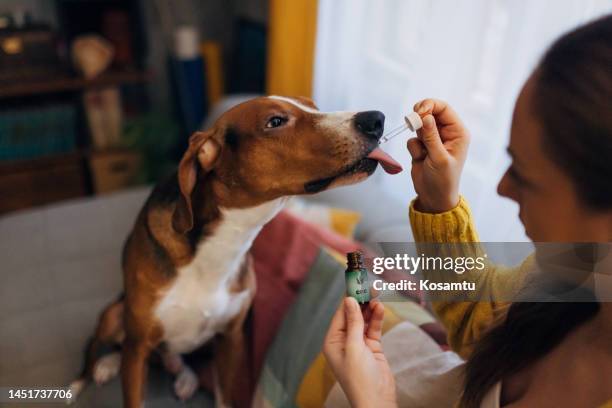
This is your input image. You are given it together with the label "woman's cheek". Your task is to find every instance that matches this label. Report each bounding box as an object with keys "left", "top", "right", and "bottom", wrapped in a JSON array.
[
  {"left": 521, "top": 200, "right": 548, "bottom": 241},
  {"left": 527, "top": 199, "right": 570, "bottom": 241}
]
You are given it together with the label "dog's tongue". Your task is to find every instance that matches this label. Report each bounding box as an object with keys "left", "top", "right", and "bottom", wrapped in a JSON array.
[{"left": 367, "top": 147, "right": 403, "bottom": 174}]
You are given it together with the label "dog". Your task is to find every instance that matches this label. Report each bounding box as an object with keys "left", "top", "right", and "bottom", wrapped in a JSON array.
[{"left": 69, "top": 96, "right": 402, "bottom": 407}]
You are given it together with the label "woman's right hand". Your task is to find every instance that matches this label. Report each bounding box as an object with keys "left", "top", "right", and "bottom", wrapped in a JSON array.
[{"left": 408, "top": 99, "right": 470, "bottom": 213}]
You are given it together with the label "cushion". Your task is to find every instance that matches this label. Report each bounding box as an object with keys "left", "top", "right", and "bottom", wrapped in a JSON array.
[
  {"left": 285, "top": 198, "right": 362, "bottom": 239},
  {"left": 248, "top": 214, "right": 447, "bottom": 407}
]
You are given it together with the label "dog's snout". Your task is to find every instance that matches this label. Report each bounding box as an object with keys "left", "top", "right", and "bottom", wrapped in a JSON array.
[{"left": 354, "top": 111, "right": 385, "bottom": 140}]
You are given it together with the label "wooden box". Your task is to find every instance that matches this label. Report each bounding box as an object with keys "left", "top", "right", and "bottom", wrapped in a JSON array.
[
  {"left": 88, "top": 149, "right": 141, "bottom": 194},
  {"left": 0, "top": 153, "right": 88, "bottom": 214}
]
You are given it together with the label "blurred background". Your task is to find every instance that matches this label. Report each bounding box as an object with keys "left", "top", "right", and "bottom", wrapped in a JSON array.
[
  {"left": 0, "top": 0, "right": 611, "bottom": 242},
  {"left": 0, "top": 0, "right": 270, "bottom": 214},
  {"left": 313, "top": 0, "right": 612, "bottom": 241},
  {"left": 1, "top": 1, "right": 611, "bottom": 401}
]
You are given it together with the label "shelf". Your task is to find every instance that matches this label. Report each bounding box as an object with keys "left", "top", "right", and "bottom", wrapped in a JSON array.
[
  {"left": 0, "top": 150, "right": 90, "bottom": 215},
  {"left": 0, "top": 150, "right": 87, "bottom": 173},
  {"left": 0, "top": 147, "right": 146, "bottom": 215},
  {"left": 0, "top": 147, "right": 137, "bottom": 170},
  {"left": 0, "top": 70, "right": 152, "bottom": 99}
]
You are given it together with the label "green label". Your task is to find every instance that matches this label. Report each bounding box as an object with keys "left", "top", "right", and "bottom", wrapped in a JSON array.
[{"left": 346, "top": 269, "right": 370, "bottom": 303}]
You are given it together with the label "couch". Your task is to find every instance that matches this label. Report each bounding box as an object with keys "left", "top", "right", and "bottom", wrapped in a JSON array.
[{"left": 0, "top": 168, "right": 412, "bottom": 407}]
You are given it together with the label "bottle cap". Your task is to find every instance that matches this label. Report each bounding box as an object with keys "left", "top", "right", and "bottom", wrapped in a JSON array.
[
  {"left": 346, "top": 251, "right": 364, "bottom": 268},
  {"left": 404, "top": 112, "right": 423, "bottom": 132}
]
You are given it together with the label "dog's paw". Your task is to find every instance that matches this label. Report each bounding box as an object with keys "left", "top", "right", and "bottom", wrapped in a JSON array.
[
  {"left": 93, "top": 352, "right": 121, "bottom": 386},
  {"left": 174, "top": 366, "right": 198, "bottom": 401},
  {"left": 66, "top": 379, "right": 86, "bottom": 404},
  {"left": 162, "top": 353, "right": 183, "bottom": 375}
]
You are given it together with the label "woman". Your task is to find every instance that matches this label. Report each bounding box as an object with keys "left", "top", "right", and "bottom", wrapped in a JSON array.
[{"left": 323, "top": 15, "right": 612, "bottom": 408}]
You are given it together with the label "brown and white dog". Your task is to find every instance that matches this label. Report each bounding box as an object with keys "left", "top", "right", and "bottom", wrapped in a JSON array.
[{"left": 69, "top": 96, "right": 402, "bottom": 407}]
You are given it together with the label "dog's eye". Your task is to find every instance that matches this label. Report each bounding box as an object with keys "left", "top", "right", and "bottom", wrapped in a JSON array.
[{"left": 265, "top": 116, "right": 286, "bottom": 129}]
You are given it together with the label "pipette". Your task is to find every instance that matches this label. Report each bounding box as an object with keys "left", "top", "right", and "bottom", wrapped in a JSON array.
[{"left": 379, "top": 112, "right": 423, "bottom": 144}]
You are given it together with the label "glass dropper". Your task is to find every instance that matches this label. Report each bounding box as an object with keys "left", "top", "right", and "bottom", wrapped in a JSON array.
[{"left": 379, "top": 112, "right": 423, "bottom": 144}]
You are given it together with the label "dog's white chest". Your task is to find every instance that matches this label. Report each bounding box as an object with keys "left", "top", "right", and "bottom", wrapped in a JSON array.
[
  {"left": 155, "top": 267, "right": 251, "bottom": 354},
  {"left": 154, "top": 199, "right": 285, "bottom": 354}
]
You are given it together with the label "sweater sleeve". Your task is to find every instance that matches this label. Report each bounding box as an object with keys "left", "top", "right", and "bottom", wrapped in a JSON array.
[{"left": 409, "top": 196, "right": 533, "bottom": 359}]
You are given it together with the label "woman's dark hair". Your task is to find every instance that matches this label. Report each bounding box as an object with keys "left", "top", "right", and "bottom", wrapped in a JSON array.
[
  {"left": 461, "top": 14, "right": 612, "bottom": 408},
  {"left": 536, "top": 14, "right": 612, "bottom": 209}
]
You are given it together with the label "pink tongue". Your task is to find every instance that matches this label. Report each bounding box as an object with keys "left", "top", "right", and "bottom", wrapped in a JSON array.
[{"left": 367, "top": 147, "right": 403, "bottom": 174}]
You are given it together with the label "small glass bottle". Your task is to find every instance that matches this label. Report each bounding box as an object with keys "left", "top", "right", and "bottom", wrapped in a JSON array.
[{"left": 345, "top": 252, "right": 370, "bottom": 305}]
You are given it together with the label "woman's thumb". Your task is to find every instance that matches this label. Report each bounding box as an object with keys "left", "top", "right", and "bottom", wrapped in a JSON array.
[
  {"left": 419, "top": 115, "right": 448, "bottom": 162},
  {"left": 344, "top": 297, "right": 365, "bottom": 343}
]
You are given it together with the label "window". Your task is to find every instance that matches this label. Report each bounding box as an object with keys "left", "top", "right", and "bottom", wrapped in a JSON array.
[{"left": 314, "top": 0, "right": 612, "bottom": 241}]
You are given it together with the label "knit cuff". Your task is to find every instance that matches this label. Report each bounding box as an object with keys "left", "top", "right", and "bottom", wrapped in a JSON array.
[{"left": 409, "top": 196, "right": 480, "bottom": 242}]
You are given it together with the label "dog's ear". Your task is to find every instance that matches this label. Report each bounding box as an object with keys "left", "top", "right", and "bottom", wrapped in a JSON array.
[
  {"left": 294, "top": 96, "right": 319, "bottom": 110},
  {"left": 172, "top": 129, "right": 222, "bottom": 234}
]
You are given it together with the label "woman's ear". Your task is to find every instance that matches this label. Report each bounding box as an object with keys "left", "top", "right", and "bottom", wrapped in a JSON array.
[{"left": 172, "top": 129, "right": 222, "bottom": 234}]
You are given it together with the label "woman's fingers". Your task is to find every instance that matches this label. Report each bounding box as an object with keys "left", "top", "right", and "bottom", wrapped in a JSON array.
[
  {"left": 370, "top": 287, "right": 380, "bottom": 298},
  {"left": 407, "top": 137, "right": 427, "bottom": 161},
  {"left": 366, "top": 301, "right": 385, "bottom": 342},
  {"left": 324, "top": 298, "right": 347, "bottom": 346},
  {"left": 418, "top": 115, "right": 448, "bottom": 163},
  {"left": 344, "top": 297, "right": 366, "bottom": 344},
  {"left": 413, "top": 98, "right": 463, "bottom": 128}
]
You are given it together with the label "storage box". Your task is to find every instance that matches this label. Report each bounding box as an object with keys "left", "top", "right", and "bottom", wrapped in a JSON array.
[
  {"left": 0, "top": 153, "right": 88, "bottom": 214},
  {"left": 89, "top": 149, "right": 141, "bottom": 193}
]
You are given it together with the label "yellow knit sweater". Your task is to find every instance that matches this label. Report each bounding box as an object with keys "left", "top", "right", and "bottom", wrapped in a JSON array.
[
  {"left": 409, "top": 196, "right": 612, "bottom": 407},
  {"left": 409, "top": 196, "right": 534, "bottom": 359}
]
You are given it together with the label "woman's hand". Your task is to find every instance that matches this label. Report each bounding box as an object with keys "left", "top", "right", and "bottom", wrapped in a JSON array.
[
  {"left": 408, "top": 99, "right": 470, "bottom": 213},
  {"left": 323, "top": 297, "right": 397, "bottom": 408}
]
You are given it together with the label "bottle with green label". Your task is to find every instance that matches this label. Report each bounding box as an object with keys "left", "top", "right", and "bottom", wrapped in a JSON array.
[{"left": 345, "top": 251, "right": 370, "bottom": 304}]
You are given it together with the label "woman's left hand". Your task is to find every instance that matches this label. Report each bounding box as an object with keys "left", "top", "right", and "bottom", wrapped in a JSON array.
[{"left": 323, "top": 297, "right": 397, "bottom": 408}]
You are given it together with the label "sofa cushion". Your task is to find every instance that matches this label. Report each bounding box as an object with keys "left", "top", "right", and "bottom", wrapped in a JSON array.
[{"left": 0, "top": 187, "right": 150, "bottom": 390}]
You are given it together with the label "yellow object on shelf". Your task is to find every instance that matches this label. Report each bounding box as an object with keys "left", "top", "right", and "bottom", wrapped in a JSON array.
[
  {"left": 267, "top": 0, "right": 318, "bottom": 97},
  {"left": 200, "top": 41, "right": 224, "bottom": 106}
]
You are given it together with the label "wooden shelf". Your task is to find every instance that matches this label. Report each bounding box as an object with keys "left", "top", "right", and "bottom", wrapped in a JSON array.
[
  {"left": 0, "top": 147, "right": 135, "bottom": 172},
  {"left": 0, "top": 150, "right": 90, "bottom": 215},
  {"left": 0, "top": 69, "right": 151, "bottom": 99},
  {"left": 0, "top": 150, "right": 86, "bottom": 173},
  {"left": 0, "top": 147, "right": 143, "bottom": 214}
]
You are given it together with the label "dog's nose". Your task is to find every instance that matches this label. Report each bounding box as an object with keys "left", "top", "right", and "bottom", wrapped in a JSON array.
[{"left": 354, "top": 111, "right": 385, "bottom": 140}]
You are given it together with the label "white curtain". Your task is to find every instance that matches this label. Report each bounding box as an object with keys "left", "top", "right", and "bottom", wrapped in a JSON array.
[{"left": 313, "top": 0, "right": 612, "bottom": 241}]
